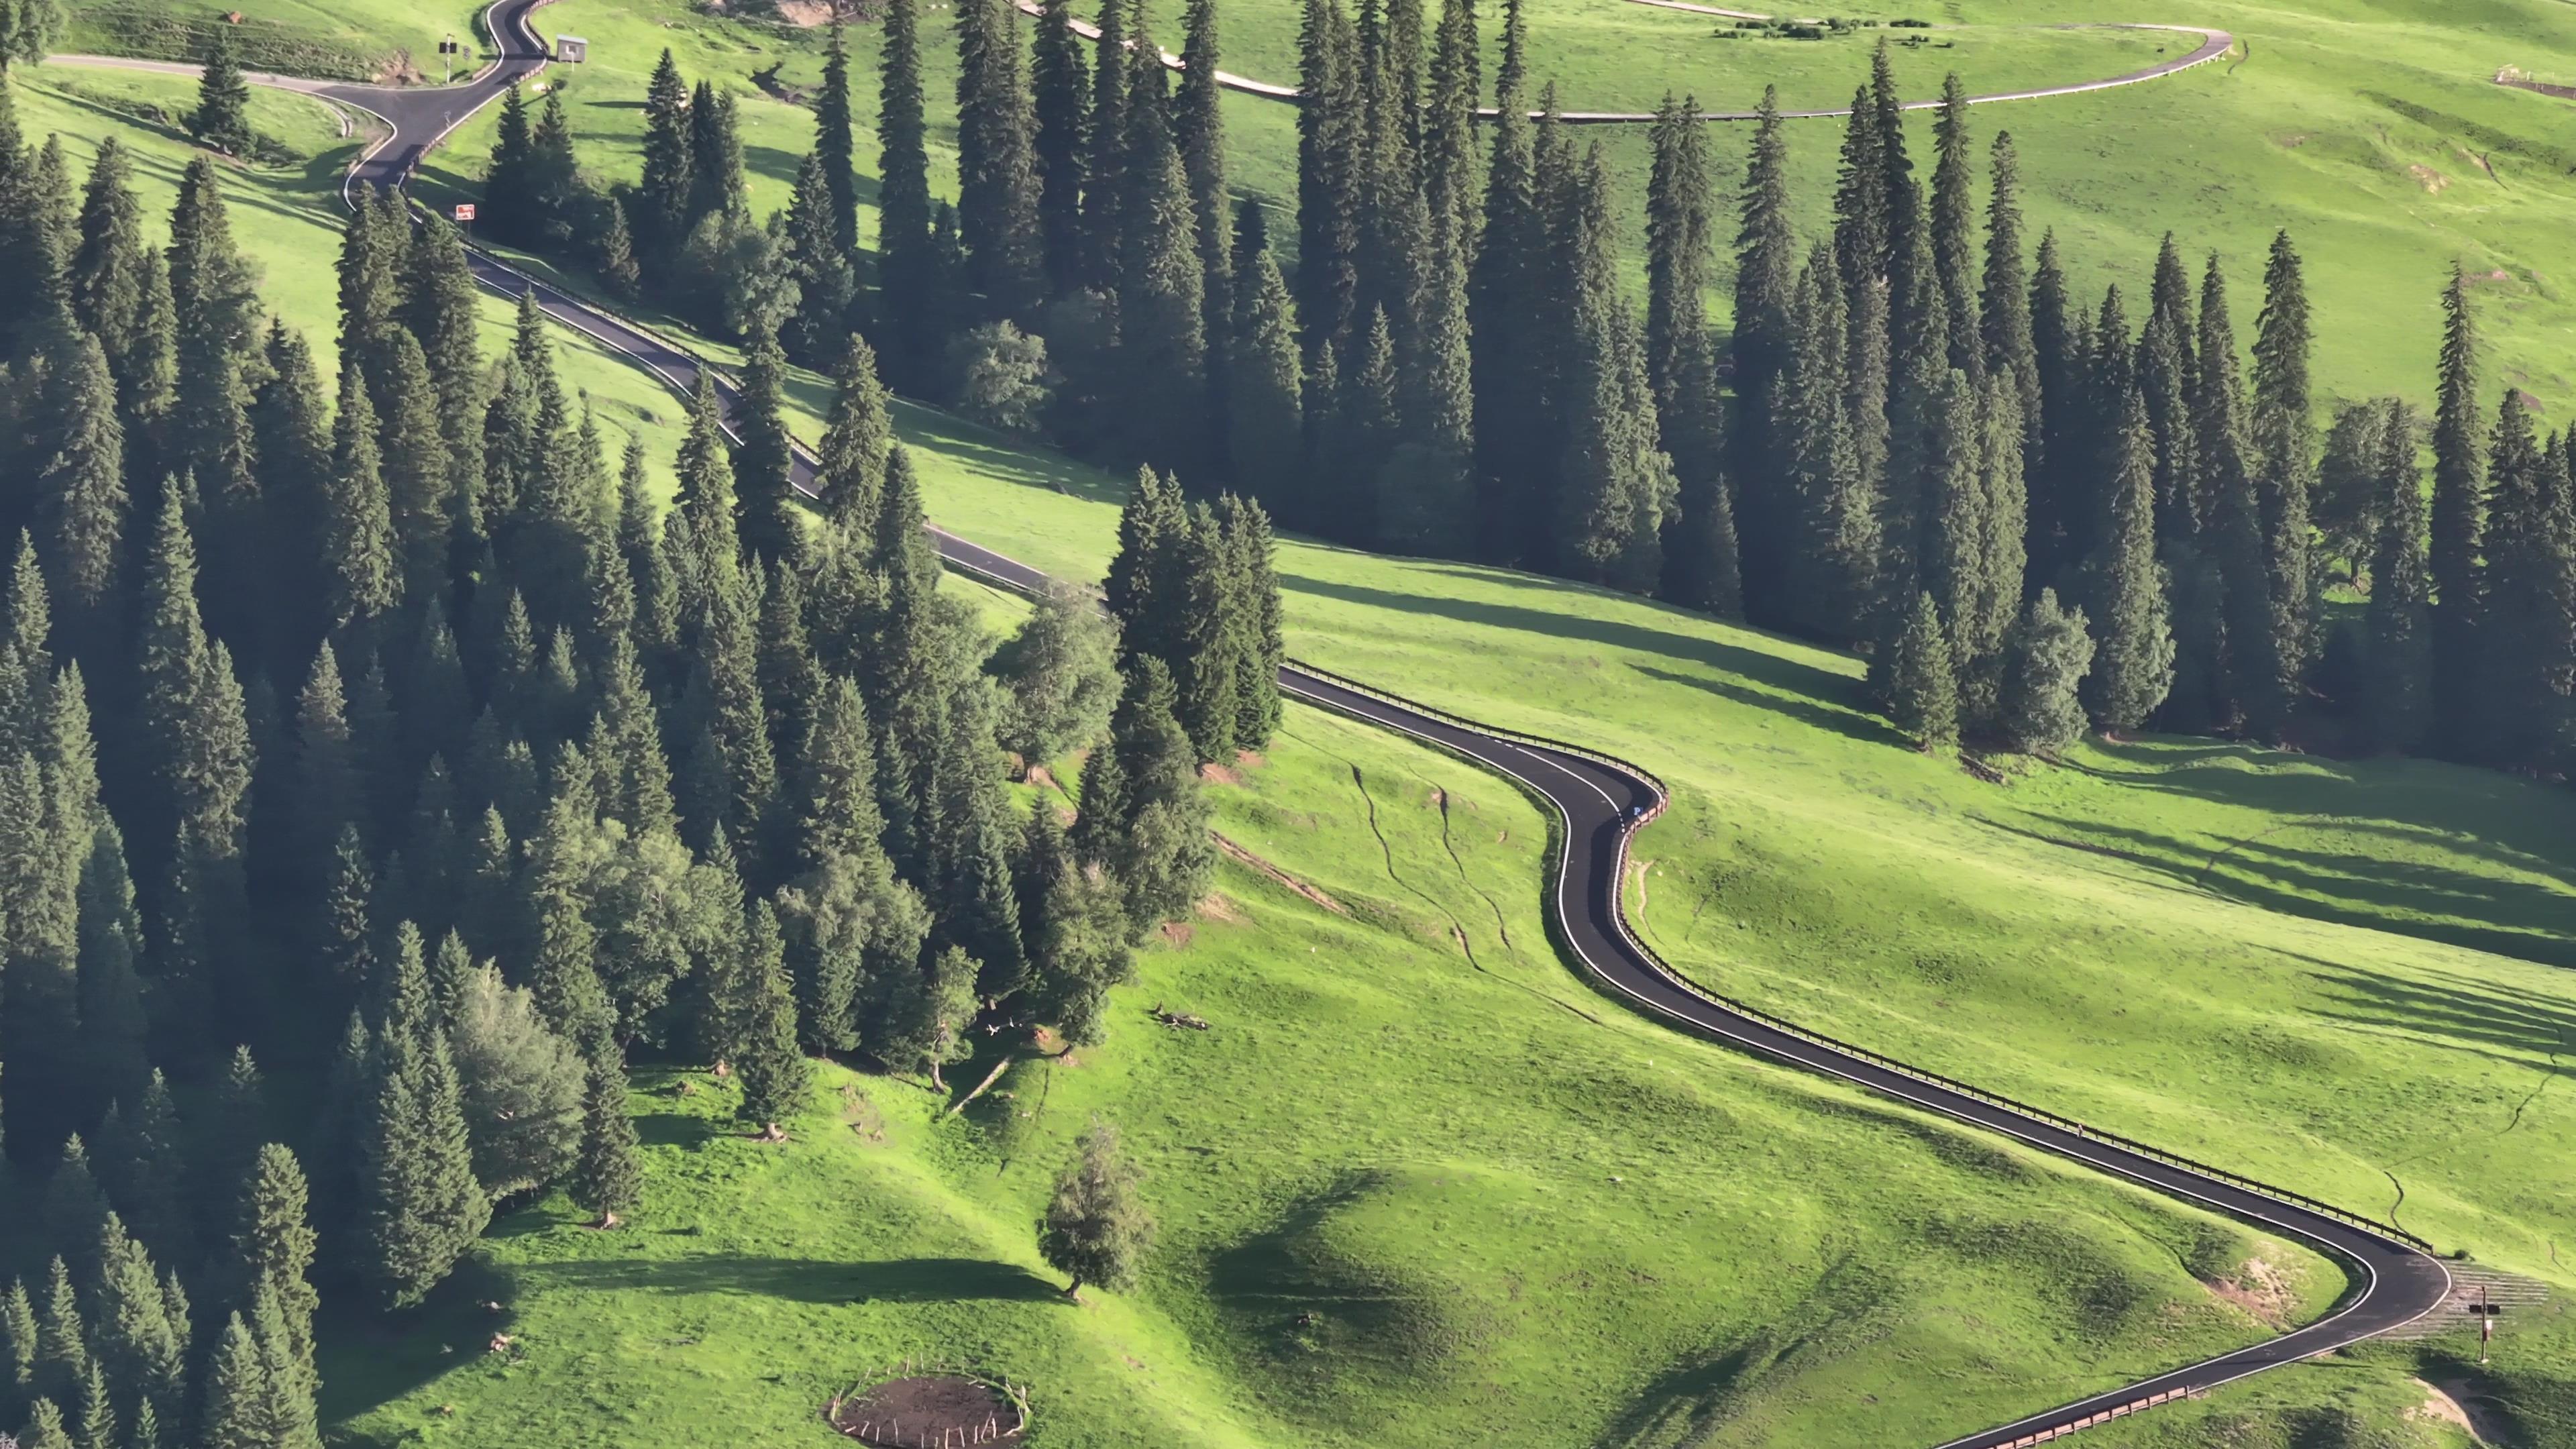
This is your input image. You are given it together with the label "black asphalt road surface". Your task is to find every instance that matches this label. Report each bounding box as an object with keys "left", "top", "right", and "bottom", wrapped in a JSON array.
[{"left": 55, "top": 10, "right": 2457, "bottom": 1441}]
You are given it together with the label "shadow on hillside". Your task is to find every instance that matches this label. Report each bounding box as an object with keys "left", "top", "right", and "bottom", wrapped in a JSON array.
[
  {"left": 2294, "top": 953, "right": 2576, "bottom": 1066},
  {"left": 743, "top": 140, "right": 806, "bottom": 188},
  {"left": 2006, "top": 810, "right": 2576, "bottom": 972},
  {"left": 34, "top": 87, "right": 348, "bottom": 229},
  {"left": 2070, "top": 742, "right": 2576, "bottom": 888},
  {"left": 1277, "top": 573, "right": 1856, "bottom": 710},
  {"left": 1587, "top": 1342, "right": 1763, "bottom": 1448},
  {"left": 1631, "top": 663, "right": 1904, "bottom": 748},
  {"left": 633, "top": 1110, "right": 715, "bottom": 1148},
  {"left": 519, "top": 1253, "right": 1067, "bottom": 1305}
]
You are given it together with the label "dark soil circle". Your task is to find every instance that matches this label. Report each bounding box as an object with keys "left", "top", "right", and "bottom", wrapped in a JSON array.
[{"left": 828, "top": 1375, "right": 1024, "bottom": 1447}]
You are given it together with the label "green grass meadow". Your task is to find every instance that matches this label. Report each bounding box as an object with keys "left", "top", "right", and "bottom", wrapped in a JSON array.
[
  {"left": 24, "top": 0, "right": 2576, "bottom": 1439},
  {"left": 317, "top": 705, "right": 2365, "bottom": 1449}
]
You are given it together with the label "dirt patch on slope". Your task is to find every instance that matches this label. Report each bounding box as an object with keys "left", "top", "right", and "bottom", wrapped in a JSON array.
[
  {"left": 1211, "top": 831, "right": 1348, "bottom": 915},
  {"left": 2411, "top": 1378, "right": 2499, "bottom": 1444},
  {"left": 2203, "top": 1256, "right": 2298, "bottom": 1330}
]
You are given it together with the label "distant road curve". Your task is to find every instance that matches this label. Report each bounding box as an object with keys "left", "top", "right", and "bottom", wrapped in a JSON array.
[
  {"left": 43, "top": 5, "right": 2449, "bottom": 1442},
  {"left": 1009, "top": 0, "right": 2233, "bottom": 122}
]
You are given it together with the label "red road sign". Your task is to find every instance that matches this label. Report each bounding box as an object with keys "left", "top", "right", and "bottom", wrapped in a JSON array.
[{"left": 453, "top": 203, "right": 478, "bottom": 222}]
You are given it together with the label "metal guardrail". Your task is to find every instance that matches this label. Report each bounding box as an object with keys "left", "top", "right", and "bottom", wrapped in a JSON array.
[
  {"left": 1281, "top": 657, "right": 1672, "bottom": 802},
  {"left": 1281, "top": 658, "right": 2436, "bottom": 1258}
]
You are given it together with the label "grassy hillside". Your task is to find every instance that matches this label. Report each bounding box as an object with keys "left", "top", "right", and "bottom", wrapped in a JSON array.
[
  {"left": 62, "top": 0, "right": 2576, "bottom": 409},
  {"left": 30, "top": 7, "right": 2576, "bottom": 1438},
  {"left": 319, "top": 705, "right": 2361, "bottom": 1449},
  {"left": 63, "top": 0, "right": 485, "bottom": 80},
  {"left": 13, "top": 59, "right": 2453, "bottom": 1449},
  {"left": 1077, "top": 0, "right": 2576, "bottom": 415}
]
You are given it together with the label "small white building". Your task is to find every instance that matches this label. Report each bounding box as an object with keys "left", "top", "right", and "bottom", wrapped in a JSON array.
[{"left": 555, "top": 35, "right": 588, "bottom": 63}]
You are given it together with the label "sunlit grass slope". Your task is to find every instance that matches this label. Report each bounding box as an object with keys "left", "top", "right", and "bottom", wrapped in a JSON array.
[
  {"left": 14, "top": 69, "right": 2412, "bottom": 1449},
  {"left": 323, "top": 708, "right": 2351, "bottom": 1449}
]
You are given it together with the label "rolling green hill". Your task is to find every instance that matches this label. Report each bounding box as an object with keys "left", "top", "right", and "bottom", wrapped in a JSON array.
[
  {"left": 25, "top": 0, "right": 2576, "bottom": 1436},
  {"left": 63, "top": 0, "right": 485, "bottom": 80}
]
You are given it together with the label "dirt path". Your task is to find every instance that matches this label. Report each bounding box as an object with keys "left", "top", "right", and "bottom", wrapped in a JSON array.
[{"left": 1009, "top": 0, "right": 2234, "bottom": 123}]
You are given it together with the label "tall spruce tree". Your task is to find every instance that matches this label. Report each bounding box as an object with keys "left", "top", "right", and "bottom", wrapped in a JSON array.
[
  {"left": 357, "top": 960, "right": 490, "bottom": 1307},
  {"left": 684, "top": 81, "right": 747, "bottom": 225},
  {"left": 1295, "top": 0, "right": 1363, "bottom": 361},
  {"left": 34, "top": 334, "right": 123, "bottom": 649},
  {"left": 1644, "top": 95, "right": 1734, "bottom": 615},
  {"left": 1980, "top": 132, "right": 2038, "bottom": 474},
  {"left": 2473, "top": 398, "right": 2573, "bottom": 770},
  {"left": 637, "top": 50, "right": 694, "bottom": 256},
  {"left": 1031, "top": 0, "right": 1089, "bottom": 297},
  {"left": 727, "top": 902, "right": 808, "bottom": 1131},
  {"left": 1731, "top": 87, "right": 1797, "bottom": 612},
  {"left": 69, "top": 140, "right": 150, "bottom": 393},
  {"left": 1097, "top": 656, "right": 1212, "bottom": 933},
  {"left": 1783, "top": 246, "right": 1877, "bottom": 642},
  {"left": 189, "top": 25, "right": 252, "bottom": 155},
  {"left": 1889, "top": 591, "right": 1960, "bottom": 753},
  {"left": 955, "top": 0, "right": 1044, "bottom": 318},
  {"left": 1112, "top": 77, "right": 1210, "bottom": 474},
  {"left": 877, "top": 0, "right": 936, "bottom": 380},
  {"left": 2086, "top": 383, "right": 2176, "bottom": 733},
  {"left": 2025, "top": 230, "right": 2078, "bottom": 592},
  {"left": 571, "top": 1049, "right": 640, "bottom": 1225},
  {"left": 2249, "top": 231, "right": 2316, "bottom": 714},
  {"left": 1176, "top": 0, "right": 1231, "bottom": 337},
  {"left": 781, "top": 153, "right": 859, "bottom": 367},
  {"left": 1226, "top": 228, "right": 1304, "bottom": 517},
  {"left": 2193, "top": 254, "right": 2283, "bottom": 740},
  {"left": 2428, "top": 268, "right": 2483, "bottom": 756},
  {"left": 229, "top": 1142, "right": 316, "bottom": 1407},
  {"left": 1073, "top": 0, "right": 1128, "bottom": 286},
  {"left": 1552, "top": 145, "right": 1667, "bottom": 594},
  {"left": 814, "top": 335, "right": 894, "bottom": 538},
  {"left": 815, "top": 24, "right": 859, "bottom": 256},
  {"left": 733, "top": 323, "right": 797, "bottom": 566},
  {"left": 1421, "top": 0, "right": 1479, "bottom": 246},
  {"left": 1466, "top": 13, "right": 1544, "bottom": 566},
  {"left": 2363, "top": 398, "right": 2430, "bottom": 752},
  {"left": 1927, "top": 73, "right": 1982, "bottom": 380}
]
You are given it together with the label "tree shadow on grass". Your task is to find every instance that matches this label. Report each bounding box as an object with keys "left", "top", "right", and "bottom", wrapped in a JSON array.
[
  {"left": 518, "top": 1254, "right": 1066, "bottom": 1305},
  {"left": 634, "top": 1110, "right": 716, "bottom": 1148},
  {"left": 1630, "top": 663, "right": 1904, "bottom": 749},
  {"left": 1275, "top": 572, "right": 1858, "bottom": 712},
  {"left": 2004, "top": 811, "right": 2576, "bottom": 971},
  {"left": 1587, "top": 1342, "right": 1762, "bottom": 1449},
  {"left": 2289, "top": 951, "right": 2576, "bottom": 1067},
  {"left": 2065, "top": 741, "right": 2576, "bottom": 890},
  {"left": 316, "top": 1256, "right": 519, "bottom": 1432},
  {"left": 894, "top": 399, "right": 1132, "bottom": 509}
]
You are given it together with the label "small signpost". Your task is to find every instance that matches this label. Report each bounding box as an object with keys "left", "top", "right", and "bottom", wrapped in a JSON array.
[
  {"left": 556, "top": 35, "right": 588, "bottom": 64},
  {"left": 452, "top": 202, "right": 476, "bottom": 241},
  {"left": 438, "top": 34, "right": 462, "bottom": 84},
  {"left": 2467, "top": 1283, "right": 2504, "bottom": 1364}
]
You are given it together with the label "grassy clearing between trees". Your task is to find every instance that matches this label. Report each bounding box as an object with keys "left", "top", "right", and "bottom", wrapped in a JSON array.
[
  {"left": 1073, "top": 0, "right": 2576, "bottom": 415},
  {"left": 25, "top": 15, "right": 2576, "bottom": 1444},
  {"left": 319, "top": 703, "right": 2361, "bottom": 1449}
]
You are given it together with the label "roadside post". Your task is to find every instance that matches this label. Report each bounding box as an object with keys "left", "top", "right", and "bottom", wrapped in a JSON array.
[
  {"left": 453, "top": 201, "right": 477, "bottom": 242},
  {"left": 2468, "top": 1283, "right": 2504, "bottom": 1364}
]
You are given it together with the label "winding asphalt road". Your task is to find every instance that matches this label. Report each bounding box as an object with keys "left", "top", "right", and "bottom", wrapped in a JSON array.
[{"left": 48, "top": 7, "right": 2451, "bottom": 1442}]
